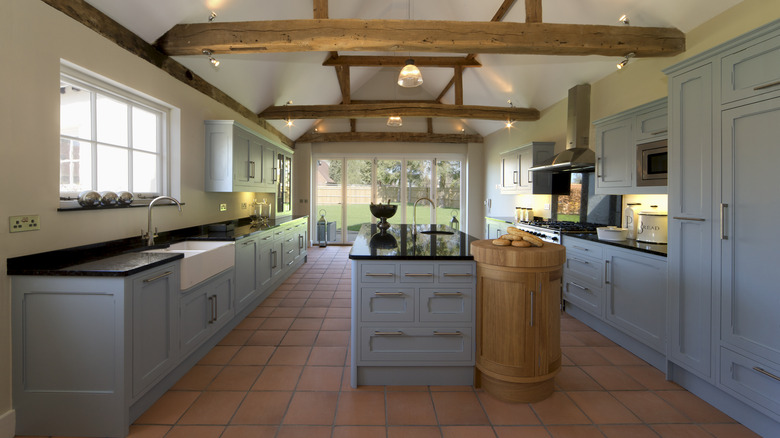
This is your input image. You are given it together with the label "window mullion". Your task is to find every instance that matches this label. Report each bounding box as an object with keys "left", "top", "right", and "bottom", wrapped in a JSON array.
[{"left": 91, "top": 92, "right": 98, "bottom": 190}]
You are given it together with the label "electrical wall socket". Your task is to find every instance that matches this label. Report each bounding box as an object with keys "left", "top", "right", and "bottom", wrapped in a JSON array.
[
  {"left": 544, "top": 204, "right": 551, "bottom": 210},
  {"left": 219, "top": 203, "right": 227, "bottom": 212},
  {"left": 10, "top": 215, "right": 40, "bottom": 233},
  {"left": 241, "top": 202, "right": 247, "bottom": 209}
]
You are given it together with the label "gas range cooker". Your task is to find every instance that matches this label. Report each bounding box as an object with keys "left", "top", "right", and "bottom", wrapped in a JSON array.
[{"left": 515, "top": 221, "right": 602, "bottom": 243}]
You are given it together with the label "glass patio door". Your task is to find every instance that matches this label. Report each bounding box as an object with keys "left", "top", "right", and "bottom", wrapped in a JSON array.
[
  {"left": 345, "top": 159, "right": 373, "bottom": 243},
  {"left": 314, "top": 159, "right": 343, "bottom": 244}
]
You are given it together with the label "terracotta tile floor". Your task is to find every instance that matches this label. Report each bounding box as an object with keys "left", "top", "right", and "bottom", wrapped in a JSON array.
[{"left": 21, "top": 245, "right": 762, "bottom": 438}]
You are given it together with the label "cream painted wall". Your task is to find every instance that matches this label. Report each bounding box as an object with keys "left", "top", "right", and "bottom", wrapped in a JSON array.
[
  {"left": 0, "top": 0, "right": 293, "bottom": 427},
  {"left": 482, "top": 100, "right": 568, "bottom": 224}
]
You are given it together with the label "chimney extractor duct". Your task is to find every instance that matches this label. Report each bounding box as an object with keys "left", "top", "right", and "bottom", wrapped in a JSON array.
[{"left": 530, "top": 84, "right": 595, "bottom": 172}]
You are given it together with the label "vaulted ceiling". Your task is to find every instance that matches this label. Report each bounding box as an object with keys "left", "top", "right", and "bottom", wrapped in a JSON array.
[{"left": 76, "top": 0, "right": 744, "bottom": 143}]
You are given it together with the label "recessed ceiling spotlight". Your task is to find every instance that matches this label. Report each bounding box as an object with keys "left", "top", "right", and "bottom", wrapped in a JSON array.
[
  {"left": 209, "top": 11, "right": 217, "bottom": 22},
  {"left": 616, "top": 52, "right": 635, "bottom": 70},
  {"left": 618, "top": 14, "right": 629, "bottom": 25},
  {"left": 202, "top": 49, "right": 220, "bottom": 67}
]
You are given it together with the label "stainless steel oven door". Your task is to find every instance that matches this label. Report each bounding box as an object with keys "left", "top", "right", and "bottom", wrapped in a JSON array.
[{"left": 636, "top": 139, "right": 668, "bottom": 186}]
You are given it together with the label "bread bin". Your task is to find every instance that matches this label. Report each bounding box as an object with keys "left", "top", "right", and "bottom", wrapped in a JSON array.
[{"left": 636, "top": 207, "right": 667, "bottom": 244}]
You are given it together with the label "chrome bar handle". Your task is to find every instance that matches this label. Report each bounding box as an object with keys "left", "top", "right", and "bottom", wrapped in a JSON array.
[
  {"left": 571, "top": 257, "right": 590, "bottom": 264},
  {"left": 650, "top": 129, "right": 668, "bottom": 136},
  {"left": 605, "top": 260, "right": 610, "bottom": 284},
  {"left": 433, "top": 292, "right": 463, "bottom": 296},
  {"left": 365, "top": 273, "right": 394, "bottom": 277},
  {"left": 754, "top": 80, "right": 780, "bottom": 91},
  {"left": 143, "top": 271, "right": 173, "bottom": 283},
  {"left": 572, "top": 245, "right": 589, "bottom": 252},
  {"left": 374, "top": 292, "right": 405, "bottom": 297},
  {"left": 529, "top": 291, "right": 535, "bottom": 326},
  {"left": 673, "top": 216, "right": 706, "bottom": 221},
  {"left": 374, "top": 331, "right": 404, "bottom": 336},
  {"left": 249, "top": 161, "right": 256, "bottom": 179},
  {"left": 433, "top": 331, "right": 463, "bottom": 336},
  {"left": 720, "top": 203, "right": 729, "bottom": 240},
  {"left": 568, "top": 281, "right": 590, "bottom": 292},
  {"left": 753, "top": 366, "right": 780, "bottom": 382},
  {"left": 443, "top": 273, "right": 473, "bottom": 277},
  {"left": 404, "top": 273, "right": 433, "bottom": 277}
]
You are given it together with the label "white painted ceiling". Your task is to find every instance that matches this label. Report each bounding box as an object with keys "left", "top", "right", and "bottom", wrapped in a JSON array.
[{"left": 83, "top": 0, "right": 744, "bottom": 140}]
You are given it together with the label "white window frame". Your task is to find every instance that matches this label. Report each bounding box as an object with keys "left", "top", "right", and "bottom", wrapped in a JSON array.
[{"left": 59, "top": 61, "right": 180, "bottom": 207}]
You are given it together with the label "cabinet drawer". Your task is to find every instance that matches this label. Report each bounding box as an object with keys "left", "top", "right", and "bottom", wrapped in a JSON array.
[
  {"left": 360, "top": 288, "right": 414, "bottom": 322},
  {"left": 438, "top": 263, "right": 476, "bottom": 283},
  {"left": 419, "top": 288, "right": 473, "bottom": 322},
  {"left": 400, "top": 264, "right": 435, "bottom": 283},
  {"left": 719, "top": 347, "right": 780, "bottom": 421},
  {"left": 564, "top": 238, "right": 605, "bottom": 259},
  {"left": 565, "top": 255, "right": 603, "bottom": 286},
  {"left": 359, "top": 327, "right": 473, "bottom": 363},
  {"left": 282, "top": 244, "right": 297, "bottom": 268},
  {"left": 360, "top": 264, "right": 397, "bottom": 283},
  {"left": 722, "top": 34, "right": 780, "bottom": 104},
  {"left": 563, "top": 277, "right": 603, "bottom": 317},
  {"left": 635, "top": 107, "right": 668, "bottom": 142}
]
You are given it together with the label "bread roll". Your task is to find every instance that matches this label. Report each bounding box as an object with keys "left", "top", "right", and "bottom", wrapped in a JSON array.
[
  {"left": 492, "top": 238, "right": 511, "bottom": 246},
  {"left": 511, "top": 240, "right": 532, "bottom": 247}
]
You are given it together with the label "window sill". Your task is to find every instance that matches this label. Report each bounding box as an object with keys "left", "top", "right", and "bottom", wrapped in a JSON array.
[{"left": 58, "top": 201, "right": 184, "bottom": 211}]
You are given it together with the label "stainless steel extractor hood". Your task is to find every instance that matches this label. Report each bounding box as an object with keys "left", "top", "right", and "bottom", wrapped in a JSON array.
[{"left": 530, "top": 84, "right": 595, "bottom": 172}]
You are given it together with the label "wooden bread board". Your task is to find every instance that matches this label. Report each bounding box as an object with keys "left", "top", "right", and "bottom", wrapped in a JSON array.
[{"left": 470, "top": 239, "right": 566, "bottom": 268}]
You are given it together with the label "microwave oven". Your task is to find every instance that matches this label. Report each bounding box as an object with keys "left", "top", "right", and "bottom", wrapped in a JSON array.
[{"left": 636, "top": 139, "right": 668, "bottom": 186}]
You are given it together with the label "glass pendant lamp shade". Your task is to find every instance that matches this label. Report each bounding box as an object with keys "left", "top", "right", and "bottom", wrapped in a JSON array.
[
  {"left": 397, "top": 59, "right": 423, "bottom": 87},
  {"left": 387, "top": 116, "right": 403, "bottom": 127}
]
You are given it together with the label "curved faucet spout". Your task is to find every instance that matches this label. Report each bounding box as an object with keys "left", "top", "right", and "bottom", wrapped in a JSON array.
[
  {"left": 413, "top": 197, "right": 436, "bottom": 232},
  {"left": 147, "top": 196, "right": 183, "bottom": 246}
]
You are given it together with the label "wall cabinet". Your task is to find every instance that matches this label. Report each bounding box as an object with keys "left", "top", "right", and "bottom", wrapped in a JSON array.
[
  {"left": 351, "top": 260, "right": 476, "bottom": 386},
  {"left": 205, "top": 120, "right": 280, "bottom": 192},
  {"left": 665, "top": 20, "right": 780, "bottom": 434},
  {"left": 563, "top": 237, "right": 667, "bottom": 354},
  {"left": 277, "top": 150, "right": 293, "bottom": 215},
  {"left": 499, "top": 142, "right": 555, "bottom": 194},
  {"left": 593, "top": 98, "right": 668, "bottom": 195}
]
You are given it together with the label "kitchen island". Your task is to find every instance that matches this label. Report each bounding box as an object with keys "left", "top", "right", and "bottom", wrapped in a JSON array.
[{"left": 349, "top": 223, "right": 479, "bottom": 387}]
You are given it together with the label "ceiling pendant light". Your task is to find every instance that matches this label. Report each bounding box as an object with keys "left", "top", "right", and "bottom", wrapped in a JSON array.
[
  {"left": 387, "top": 116, "right": 403, "bottom": 127},
  {"left": 398, "top": 59, "right": 423, "bottom": 87}
]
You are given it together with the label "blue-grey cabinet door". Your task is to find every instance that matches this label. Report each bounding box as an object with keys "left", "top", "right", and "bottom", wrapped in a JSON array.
[
  {"left": 667, "top": 63, "right": 714, "bottom": 379},
  {"left": 131, "top": 265, "right": 178, "bottom": 397},
  {"left": 179, "top": 288, "right": 210, "bottom": 356},
  {"left": 720, "top": 97, "right": 780, "bottom": 365},
  {"left": 595, "top": 117, "right": 633, "bottom": 190},
  {"left": 235, "top": 237, "right": 259, "bottom": 311}
]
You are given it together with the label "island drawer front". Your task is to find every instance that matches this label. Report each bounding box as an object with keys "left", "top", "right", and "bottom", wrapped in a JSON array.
[
  {"left": 360, "top": 288, "right": 415, "bottom": 322},
  {"left": 563, "top": 277, "right": 603, "bottom": 318},
  {"left": 400, "top": 264, "right": 435, "bottom": 283},
  {"left": 359, "top": 327, "right": 473, "bottom": 363},
  {"left": 565, "top": 255, "right": 603, "bottom": 286},
  {"left": 564, "top": 239, "right": 605, "bottom": 259},
  {"left": 719, "top": 347, "right": 780, "bottom": 420},
  {"left": 360, "top": 264, "right": 398, "bottom": 283},
  {"left": 419, "top": 288, "right": 473, "bottom": 322},
  {"left": 438, "top": 263, "right": 476, "bottom": 283}
]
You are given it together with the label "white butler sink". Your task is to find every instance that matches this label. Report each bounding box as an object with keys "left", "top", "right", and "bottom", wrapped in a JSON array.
[{"left": 144, "top": 240, "right": 235, "bottom": 289}]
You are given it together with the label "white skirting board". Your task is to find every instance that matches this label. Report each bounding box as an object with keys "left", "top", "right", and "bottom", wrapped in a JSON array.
[{"left": 0, "top": 409, "right": 14, "bottom": 438}]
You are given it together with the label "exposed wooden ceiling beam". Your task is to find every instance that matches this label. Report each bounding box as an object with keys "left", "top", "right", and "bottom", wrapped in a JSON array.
[
  {"left": 335, "top": 65, "right": 350, "bottom": 104},
  {"left": 313, "top": 0, "right": 328, "bottom": 19},
  {"left": 40, "top": 0, "right": 294, "bottom": 149},
  {"left": 260, "top": 103, "right": 539, "bottom": 122},
  {"left": 157, "top": 19, "right": 685, "bottom": 57},
  {"left": 323, "top": 55, "right": 481, "bottom": 67},
  {"left": 296, "top": 131, "right": 484, "bottom": 144},
  {"left": 439, "top": 0, "right": 517, "bottom": 102},
  {"left": 525, "top": 0, "right": 542, "bottom": 23}
]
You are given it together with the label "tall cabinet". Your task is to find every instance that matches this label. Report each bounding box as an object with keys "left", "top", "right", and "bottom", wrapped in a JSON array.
[{"left": 665, "top": 20, "right": 780, "bottom": 433}]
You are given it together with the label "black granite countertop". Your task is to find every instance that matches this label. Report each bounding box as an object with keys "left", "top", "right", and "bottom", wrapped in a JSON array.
[
  {"left": 564, "top": 233, "right": 668, "bottom": 257},
  {"left": 349, "top": 223, "right": 478, "bottom": 260},
  {"left": 7, "top": 215, "right": 309, "bottom": 277}
]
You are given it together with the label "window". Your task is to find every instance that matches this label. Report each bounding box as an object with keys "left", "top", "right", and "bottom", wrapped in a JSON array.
[
  {"left": 314, "top": 155, "right": 465, "bottom": 244},
  {"left": 59, "top": 63, "right": 172, "bottom": 203}
]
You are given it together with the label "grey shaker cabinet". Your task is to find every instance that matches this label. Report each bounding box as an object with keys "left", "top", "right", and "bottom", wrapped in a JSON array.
[{"left": 179, "top": 269, "right": 234, "bottom": 357}]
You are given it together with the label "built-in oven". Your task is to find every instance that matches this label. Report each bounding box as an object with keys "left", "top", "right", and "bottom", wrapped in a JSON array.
[{"left": 636, "top": 139, "right": 668, "bottom": 186}]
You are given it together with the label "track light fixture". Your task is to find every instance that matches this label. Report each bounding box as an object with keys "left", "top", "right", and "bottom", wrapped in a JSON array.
[
  {"left": 202, "top": 49, "right": 220, "bottom": 67},
  {"left": 387, "top": 116, "right": 403, "bottom": 127},
  {"left": 618, "top": 14, "right": 629, "bottom": 25},
  {"left": 209, "top": 11, "right": 217, "bottom": 22},
  {"left": 617, "top": 52, "right": 635, "bottom": 70}
]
